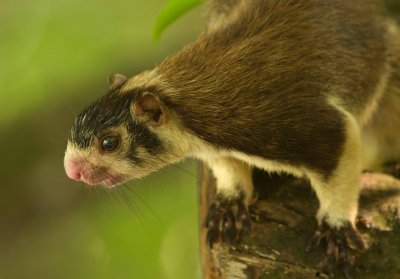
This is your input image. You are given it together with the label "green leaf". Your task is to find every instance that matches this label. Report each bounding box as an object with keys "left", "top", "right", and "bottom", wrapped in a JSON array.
[{"left": 153, "top": 0, "right": 204, "bottom": 41}]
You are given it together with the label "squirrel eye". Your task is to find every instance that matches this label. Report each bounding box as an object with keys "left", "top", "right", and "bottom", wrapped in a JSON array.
[{"left": 101, "top": 135, "right": 120, "bottom": 152}]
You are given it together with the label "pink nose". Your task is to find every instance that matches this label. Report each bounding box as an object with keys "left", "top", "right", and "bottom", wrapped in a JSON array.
[{"left": 64, "top": 159, "right": 82, "bottom": 181}]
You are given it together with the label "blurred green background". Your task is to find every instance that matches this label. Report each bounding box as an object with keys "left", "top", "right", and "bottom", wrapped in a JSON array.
[
  {"left": 0, "top": 0, "right": 204, "bottom": 278},
  {"left": 3, "top": 1, "right": 400, "bottom": 279}
]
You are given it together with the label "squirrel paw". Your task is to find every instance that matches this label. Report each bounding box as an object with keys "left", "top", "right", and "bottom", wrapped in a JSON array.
[
  {"left": 307, "top": 221, "right": 367, "bottom": 278},
  {"left": 205, "top": 193, "right": 252, "bottom": 248}
]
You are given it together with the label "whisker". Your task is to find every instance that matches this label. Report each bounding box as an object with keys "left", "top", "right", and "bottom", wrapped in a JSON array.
[
  {"left": 116, "top": 186, "right": 149, "bottom": 229},
  {"left": 100, "top": 171, "right": 149, "bottom": 226},
  {"left": 155, "top": 155, "right": 196, "bottom": 179},
  {"left": 67, "top": 105, "right": 78, "bottom": 117},
  {"left": 70, "top": 146, "right": 169, "bottom": 230},
  {"left": 106, "top": 174, "right": 149, "bottom": 223},
  {"left": 121, "top": 182, "right": 164, "bottom": 227},
  {"left": 170, "top": 163, "right": 196, "bottom": 178},
  {"left": 85, "top": 183, "right": 93, "bottom": 196},
  {"left": 105, "top": 188, "right": 121, "bottom": 219},
  {"left": 120, "top": 184, "right": 150, "bottom": 224}
]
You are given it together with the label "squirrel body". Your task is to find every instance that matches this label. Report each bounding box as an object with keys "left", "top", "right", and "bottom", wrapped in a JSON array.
[{"left": 64, "top": 0, "right": 400, "bottom": 271}]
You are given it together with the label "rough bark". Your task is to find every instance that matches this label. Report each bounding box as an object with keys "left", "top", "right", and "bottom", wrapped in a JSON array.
[{"left": 199, "top": 164, "right": 400, "bottom": 279}]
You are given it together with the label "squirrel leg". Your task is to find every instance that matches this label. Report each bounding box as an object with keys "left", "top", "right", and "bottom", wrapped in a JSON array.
[{"left": 204, "top": 156, "right": 254, "bottom": 247}]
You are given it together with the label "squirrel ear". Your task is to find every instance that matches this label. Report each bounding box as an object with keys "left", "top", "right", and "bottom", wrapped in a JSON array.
[
  {"left": 108, "top": 73, "right": 128, "bottom": 90},
  {"left": 131, "top": 92, "right": 166, "bottom": 126}
]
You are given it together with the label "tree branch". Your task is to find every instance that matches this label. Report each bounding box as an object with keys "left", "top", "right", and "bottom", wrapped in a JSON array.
[{"left": 199, "top": 164, "right": 400, "bottom": 279}]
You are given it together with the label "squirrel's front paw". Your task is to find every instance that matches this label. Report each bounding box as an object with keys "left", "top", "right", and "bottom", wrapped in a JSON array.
[{"left": 205, "top": 193, "right": 252, "bottom": 247}]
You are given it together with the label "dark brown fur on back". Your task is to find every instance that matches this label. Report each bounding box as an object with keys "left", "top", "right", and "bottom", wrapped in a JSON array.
[{"left": 156, "top": 0, "right": 391, "bottom": 176}]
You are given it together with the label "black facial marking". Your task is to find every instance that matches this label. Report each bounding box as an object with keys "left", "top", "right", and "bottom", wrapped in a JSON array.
[
  {"left": 127, "top": 121, "right": 165, "bottom": 156},
  {"left": 70, "top": 90, "right": 133, "bottom": 149},
  {"left": 69, "top": 84, "right": 165, "bottom": 164}
]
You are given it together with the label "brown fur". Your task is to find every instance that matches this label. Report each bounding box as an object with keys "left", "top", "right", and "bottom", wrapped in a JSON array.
[{"left": 154, "top": 0, "right": 397, "bottom": 177}]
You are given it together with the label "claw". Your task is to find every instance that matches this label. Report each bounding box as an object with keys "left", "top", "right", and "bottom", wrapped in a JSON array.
[
  {"left": 345, "top": 226, "right": 367, "bottom": 251},
  {"left": 206, "top": 218, "right": 220, "bottom": 248},
  {"left": 222, "top": 210, "right": 236, "bottom": 244},
  {"left": 306, "top": 223, "right": 327, "bottom": 252},
  {"left": 309, "top": 221, "right": 367, "bottom": 278},
  {"left": 205, "top": 203, "right": 219, "bottom": 227},
  {"left": 205, "top": 193, "right": 252, "bottom": 247},
  {"left": 238, "top": 202, "right": 252, "bottom": 231}
]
